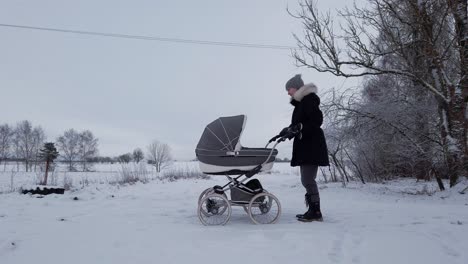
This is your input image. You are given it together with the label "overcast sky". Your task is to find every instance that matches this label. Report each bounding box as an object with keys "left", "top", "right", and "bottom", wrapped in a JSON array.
[{"left": 0, "top": 0, "right": 363, "bottom": 160}]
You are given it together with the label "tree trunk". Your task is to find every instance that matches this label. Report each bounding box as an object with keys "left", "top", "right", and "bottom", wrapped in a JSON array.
[
  {"left": 330, "top": 153, "right": 347, "bottom": 184},
  {"left": 448, "top": 0, "right": 468, "bottom": 99},
  {"left": 418, "top": 0, "right": 467, "bottom": 187},
  {"left": 320, "top": 167, "right": 329, "bottom": 183},
  {"left": 430, "top": 167, "right": 446, "bottom": 191},
  {"left": 68, "top": 160, "right": 73, "bottom": 172},
  {"left": 43, "top": 159, "right": 50, "bottom": 185},
  {"left": 345, "top": 149, "right": 365, "bottom": 184},
  {"left": 440, "top": 100, "right": 466, "bottom": 187},
  {"left": 449, "top": 0, "right": 468, "bottom": 175},
  {"left": 436, "top": 177, "right": 446, "bottom": 191}
]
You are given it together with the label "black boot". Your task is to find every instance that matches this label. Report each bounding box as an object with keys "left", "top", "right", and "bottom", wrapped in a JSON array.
[
  {"left": 296, "top": 194, "right": 309, "bottom": 218},
  {"left": 298, "top": 197, "right": 323, "bottom": 222}
]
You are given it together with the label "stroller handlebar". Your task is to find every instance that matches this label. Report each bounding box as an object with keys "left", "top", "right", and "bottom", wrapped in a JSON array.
[
  {"left": 268, "top": 135, "right": 280, "bottom": 144},
  {"left": 265, "top": 134, "right": 287, "bottom": 148}
]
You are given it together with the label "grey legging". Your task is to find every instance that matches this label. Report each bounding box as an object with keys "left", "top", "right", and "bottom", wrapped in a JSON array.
[{"left": 300, "top": 165, "right": 320, "bottom": 202}]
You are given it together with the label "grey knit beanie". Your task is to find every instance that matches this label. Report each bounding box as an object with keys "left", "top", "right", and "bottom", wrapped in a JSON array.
[{"left": 285, "top": 74, "right": 304, "bottom": 90}]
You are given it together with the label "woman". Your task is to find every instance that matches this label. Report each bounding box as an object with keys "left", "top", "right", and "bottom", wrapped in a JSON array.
[{"left": 281, "top": 74, "right": 329, "bottom": 222}]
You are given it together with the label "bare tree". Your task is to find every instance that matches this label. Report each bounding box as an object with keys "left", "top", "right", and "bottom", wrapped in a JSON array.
[
  {"left": 322, "top": 77, "right": 442, "bottom": 184},
  {"left": 31, "top": 127, "right": 46, "bottom": 172},
  {"left": 0, "top": 124, "right": 13, "bottom": 171},
  {"left": 14, "top": 120, "right": 42, "bottom": 172},
  {"left": 78, "top": 130, "right": 99, "bottom": 172},
  {"left": 292, "top": 0, "right": 467, "bottom": 186},
  {"left": 147, "top": 140, "right": 173, "bottom": 172},
  {"left": 132, "top": 148, "right": 144, "bottom": 164},
  {"left": 117, "top": 153, "right": 132, "bottom": 164},
  {"left": 11, "top": 129, "right": 21, "bottom": 171},
  {"left": 56, "top": 129, "right": 81, "bottom": 171}
]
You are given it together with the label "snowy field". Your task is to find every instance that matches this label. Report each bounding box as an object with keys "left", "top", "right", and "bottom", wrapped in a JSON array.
[
  {"left": 0, "top": 162, "right": 302, "bottom": 193},
  {"left": 1, "top": 162, "right": 468, "bottom": 264}
]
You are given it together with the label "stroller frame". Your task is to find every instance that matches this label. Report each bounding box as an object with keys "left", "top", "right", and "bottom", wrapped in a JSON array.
[{"left": 198, "top": 138, "right": 287, "bottom": 225}]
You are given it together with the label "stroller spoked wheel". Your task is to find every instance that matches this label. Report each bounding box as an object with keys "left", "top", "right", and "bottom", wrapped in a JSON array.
[
  {"left": 198, "top": 187, "right": 214, "bottom": 204},
  {"left": 198, "top": 187, "right": 227, "bottom": 204},
  {"left": 247, "top": 192, "right": 281, "bottom": 225},
  {"left": 198, "top": 193, "right": 232, "bottom": 226},
  {"left": 242, "top": 189, "right": 269, "bottom": 215},
  {"left": 198, "top": 187, "right": 228, "bottom": 216}
]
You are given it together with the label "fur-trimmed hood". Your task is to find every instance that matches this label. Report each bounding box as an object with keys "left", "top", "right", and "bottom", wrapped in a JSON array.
[{"left": 291, "top": 83, "right": 318, "bottom": 103}]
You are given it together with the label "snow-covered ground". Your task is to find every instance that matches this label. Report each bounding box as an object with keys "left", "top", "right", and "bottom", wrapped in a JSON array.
[
  {"left": 0, "top": 162, "right": 301, "bottom": 193},
  {"left": 1, "top": 162, "right": 467, "bottom": 264}
]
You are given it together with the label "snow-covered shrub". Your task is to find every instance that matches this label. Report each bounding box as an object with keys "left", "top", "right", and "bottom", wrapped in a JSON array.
[
  {"left": 114, "top": 163, "right": 151, "bottom": 185},
  {"left": 160, "top": 165, "right": 209, "bottom": 182},
  {"left": 63, "top": 173, "right": 73, "bottom": 190}
]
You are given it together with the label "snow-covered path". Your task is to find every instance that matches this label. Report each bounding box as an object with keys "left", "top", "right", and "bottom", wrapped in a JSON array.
[{"left": 1, "top": 173, "right": 467, "bottom": 264}]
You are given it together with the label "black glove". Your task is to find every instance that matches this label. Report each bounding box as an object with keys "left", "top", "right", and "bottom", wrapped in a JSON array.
[
  {"left": 283, "top": 130, "right": 296, "bottom": 140},
  {"left": 290, "top": 123, "right": 303, "bottom": 133},
  {"left": 284, "top": 123, "right": 303, "bottom": 140},
  {"left": 268, "top": 127, "right": 290, "bottom": 143},
  {"left": 279, "top": 127, "right": 289, "bottom": 137}
]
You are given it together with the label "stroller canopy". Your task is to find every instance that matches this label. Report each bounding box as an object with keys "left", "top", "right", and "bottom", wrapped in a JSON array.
[{"left": 196, "top": 115, "right": 246, "bottom": 152}]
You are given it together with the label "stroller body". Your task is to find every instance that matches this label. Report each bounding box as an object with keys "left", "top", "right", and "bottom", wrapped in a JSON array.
[
  {"left": 196, "top": 115, "right": 278, "bottom": 175},
  {"left": 195, "top": 115, "right": 283, "bottom": 225}
]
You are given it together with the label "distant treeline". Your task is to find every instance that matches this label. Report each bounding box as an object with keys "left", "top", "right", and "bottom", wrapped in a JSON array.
[{"left": 0, "top": 120, "right": 173, "bottom": 173}]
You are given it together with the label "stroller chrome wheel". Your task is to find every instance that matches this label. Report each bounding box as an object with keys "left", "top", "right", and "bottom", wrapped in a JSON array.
[
  {"left": 198, "top": 187, "right": 227, "bottom": 203},
  {"left": 198, "top": 187, "right": 228, "bottom": 217},
  {"left": 247, "top": 192, "right": 281, "bottom": 224},
  {"left": 198, "top": 193, "right": 232, "bottom": 226},
  {"left": 242, "top": 189, "right": 268, "bottom": 214},
  {"left": 198, "top": 187, "right": 214, "bottom": 204}
]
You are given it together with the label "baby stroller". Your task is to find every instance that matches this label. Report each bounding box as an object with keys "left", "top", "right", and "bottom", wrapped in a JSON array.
[{"left": 196, "top": 115, "right": 288, "bottom": 225}]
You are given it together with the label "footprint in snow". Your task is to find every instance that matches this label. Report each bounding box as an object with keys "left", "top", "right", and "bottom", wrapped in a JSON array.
[
  {"left": 328, "top": 226, "right": 346, "bottom": 263},
  {"left": 428, "top": 231, "right": 460, "bottom": 257},
  {"left": 0, "top": 241, "right": 18, "bottom": 254}
]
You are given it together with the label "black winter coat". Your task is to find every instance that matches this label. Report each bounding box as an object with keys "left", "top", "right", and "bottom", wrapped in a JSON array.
[{"left": 290, "top": 85, "right": 329, "bottom": 167}]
